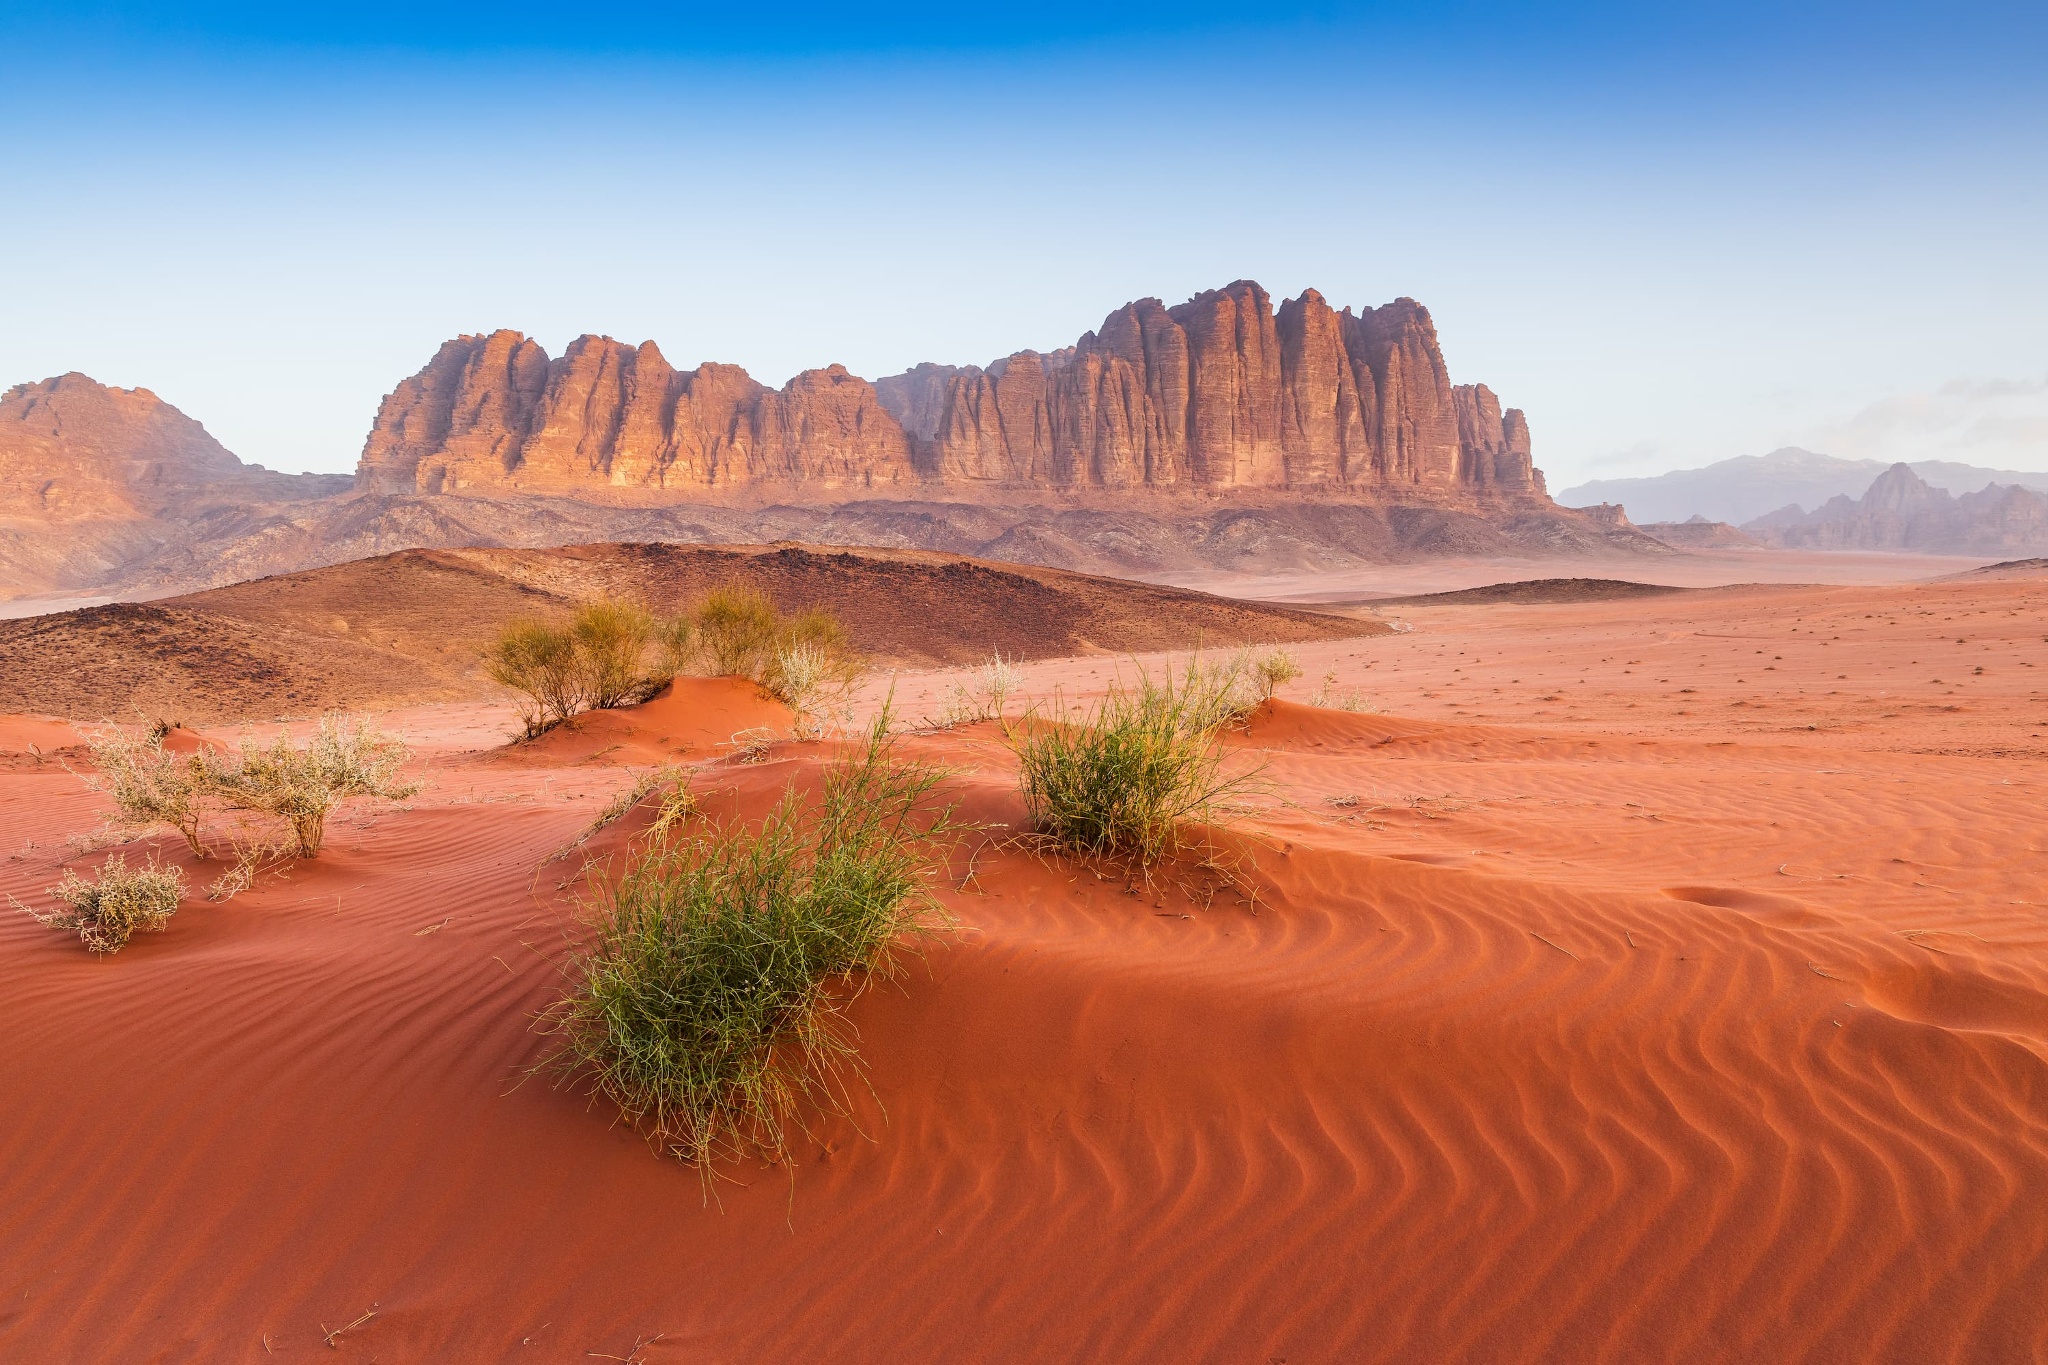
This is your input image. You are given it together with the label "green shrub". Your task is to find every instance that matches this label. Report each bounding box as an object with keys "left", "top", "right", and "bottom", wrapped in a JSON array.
[
  {"left": 573, "top": 597, "right": 656, "bottom": 710},
  {"left": 80, "top": 729, "right": 212, "bottom": 857},
  {"left": 652, "top": 613, "right": 695, "bottom": 684},
  {"left": 487, "top": 618, "right": 586, "bottom": 737},
  {"left": 548, "top": 712, "right": 956, "bottom": 1174},
  {"left": 1250, "top": 648, "right": 1303, "bottom": 702},
  {"left": 209, "top": 715, "right": 421, "bottom": 858},
  {"left": 26, "top": 852, "right": 186, "bottom": 954},
  {"left": 1008, "top": 657, "right": 1262, "bottom": 867},
  {"left": 694, "top": 584, "right": 780, "bottom": 679}
]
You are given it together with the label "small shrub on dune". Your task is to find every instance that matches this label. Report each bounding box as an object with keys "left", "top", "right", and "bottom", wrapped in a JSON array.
[
  {"left": 693, "top": 588, "right": 864, "bottom": 701},
  {"left": 1008, "top": 657, "right": 1263, "bottom": 869},
  {"left": 573, "top": 597, "right": 656, "bottom": 709},
  {"left": 209, "top": 715, "right": 421, "bottom": 858},
  {"left": 80, "top": 729, "right": 213, "bottom": 857},
  {"left": 694, "top": 584, "right": 781, "bottom": 679},
  {"left": 1250, "top": 648, "right": 1303, "bottom": 703},
  {"left": 652, "top": 613, "right": 695, "bottom": 686},
  {"left": 488, "top": 618, "right": 586, "bottom": 737},
  {"left": 22, "top": 852, "right": 186, "bottom": 955},
  {"left": 548, "top": 711, "right": 957, "bottom": 1175}
]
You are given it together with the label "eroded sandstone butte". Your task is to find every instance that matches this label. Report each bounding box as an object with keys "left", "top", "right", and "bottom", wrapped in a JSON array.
[{"left": 358, "top": 281, "right": 1543, "bottom": 502}]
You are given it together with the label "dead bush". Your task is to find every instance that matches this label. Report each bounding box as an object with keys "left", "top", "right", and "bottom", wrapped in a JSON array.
[
  {"left": 209, "top": 715, "right": 421, "bottom": 858},
  {"left": 80, "top": 728, "right": 212, "bottom": 857},
  {"left": 22, "top": 852, "right": 185, "bottom": 955}
]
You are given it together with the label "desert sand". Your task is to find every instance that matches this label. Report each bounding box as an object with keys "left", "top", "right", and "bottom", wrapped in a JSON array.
[{"left": 1, "top": 569, "right": 2044, "bottom": 1362}]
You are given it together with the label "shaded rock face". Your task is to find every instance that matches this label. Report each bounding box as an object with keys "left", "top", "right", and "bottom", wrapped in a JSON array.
[
  {"left": 360, "top": 281, "right": 1542, "bottom": 501},
  {"left": 1745, "top": 463, "right": 2048, "bottom": 555}
]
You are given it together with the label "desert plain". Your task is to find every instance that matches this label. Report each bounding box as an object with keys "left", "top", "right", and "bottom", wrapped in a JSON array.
[{"left": 1, "top": 550, "right": 2045, "bottom": 1363}]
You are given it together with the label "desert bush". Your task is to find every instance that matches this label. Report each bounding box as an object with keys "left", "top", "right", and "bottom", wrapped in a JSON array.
[
  {"left": 548, "top": 711, "right": 956, "bottom": 1174},
  {"left": 694, "top": 584, "right": 781, "bottom": 679},
  {"left": 80, "top": 729, "right": 213, "bottom": 857},
  {"left": 573, "top": 597, "right": 656, "bottom": 710},
  {"left": 209, "top": 715, "right": 421, "bottom": 858},
  {"left": 652, "top": 613, "right": 695, "bottom": 684},
  {"left": 24, "top": 852, "right": 185, "bottom": 954},
  {"left": 760, "top": 609, "right": 863, "bottom": 704},
  {"left": 1008, "top": 657, "right": 1263, "bottom": 867},
  {"left": 488, "top": 618, "right": 586, "bottom": 737},
  {"left": 688, "top": 587, "right": 865, "bottom": 730},
  {"left": 1250, "top": 648, "right": 1303, "bottom": 702},
  {"left": 772, "top": 642, "right": 842, "bottom": 741},
  {"left": 936, "top": 649, "right": 1023, "bottom": 727}
]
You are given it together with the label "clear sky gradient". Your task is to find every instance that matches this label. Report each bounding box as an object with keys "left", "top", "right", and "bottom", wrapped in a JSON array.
[{"left": 3, "top": 1, "right": 2043, "bottom": 490}]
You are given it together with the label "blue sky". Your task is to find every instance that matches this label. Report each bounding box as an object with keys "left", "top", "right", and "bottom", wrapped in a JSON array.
[{"left": 3, "top": 1, "right": 2043, "bottom": 490}]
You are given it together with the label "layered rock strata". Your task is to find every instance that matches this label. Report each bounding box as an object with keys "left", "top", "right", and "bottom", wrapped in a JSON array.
[{"left": 359, "top": 281, "right": 1545, "bottom": 502}]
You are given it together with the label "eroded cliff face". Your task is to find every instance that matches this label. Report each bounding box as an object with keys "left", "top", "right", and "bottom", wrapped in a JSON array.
[
  {"left": 360, "top": 281, "right": 1543, "bottom": 502},
  {"left": 361, "top": 334, "right": 916, "bottom": 496}
]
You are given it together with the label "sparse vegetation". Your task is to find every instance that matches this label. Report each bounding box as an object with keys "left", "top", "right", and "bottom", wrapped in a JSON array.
[
  {"left": 685, "top": 586, "right": 865, "bottom": 736},
  {"left": 1007, "top": 657, "right": 1263, "bottom": 868},
  {"left": 934, "top": 649, "right": 1024, "bottom": 727},
  {"left": 1249, "top": 648, "right": 1303, "bottom": 702},
  {"left": 573, "top": 597, "right": 657, "bottom": 710},
  {"left": 80, "top": 729, "right": 213, "bottom": 857},
  {"left": 208, "top": 715, "right": 421, "bottom": 858},
  {"left": 488, "top": 598, "right": 697, "bottom": 734},
  {"left": 21, "top": 852, "right": 185, "bottom": 954},
  {"left": 487, "top": 618, "right": 587, "bottom": 737},
  {"left": 1307, "top": 671, "right": 1378, "bottom": 713},
  {"left": 653, "top": 614, "right": 696, "bottom": 685},
  {"left": 484, "top": 586, "right": 867, "bottom": 741},
  {"left": 694, "top": 584, "right": 781, "bottom": 679},
  {"left": 547, "top": 712, "right": 957, "bottom": 1175}
]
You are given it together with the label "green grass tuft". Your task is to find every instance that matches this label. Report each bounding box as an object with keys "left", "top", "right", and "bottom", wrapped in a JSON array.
[
  {"left": 547, "top": 710, "right": 957, "bottom": 1177},
  {"left": 1007, "top": 656, "right": 1263, "bottom": 868}
]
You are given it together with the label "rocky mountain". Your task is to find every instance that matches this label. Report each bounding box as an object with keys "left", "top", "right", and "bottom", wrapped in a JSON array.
[
  {"left": 359, "top": 282, "right": 1542, "bottom": 501},
  {"left": 4, "top": 281, "right": 1671, "bottom": 606},
  {"left": 1561, "top": 447, "right": 2048, "bottom": 526},
  {"left": 1743, "top": 463, "right": 2048, "bottom": 555},
  {"left": 0, "top": 374, "right": 350, "bottom": 601}
]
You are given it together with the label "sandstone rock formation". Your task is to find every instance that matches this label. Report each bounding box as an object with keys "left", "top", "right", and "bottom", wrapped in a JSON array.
[
  {"left": 4, "top": 282, "right": 1671, "bottom": 606},
  {"left": 0, "top": 374, "right": 348, "bottom": 600},
  {"left": 360, "top": 281, "right": 1544, "bottom": 501},
  {"left": 1745, "top": 463, "right": 2048, "bottom": 555},
  {"left": 360, "top": 334, "right": 917, "bottom": 496}
]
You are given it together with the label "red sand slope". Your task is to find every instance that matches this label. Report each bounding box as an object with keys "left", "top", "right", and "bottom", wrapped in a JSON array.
[{"left": 2, "top": 588, "right": 2046, "bottom": 1362}]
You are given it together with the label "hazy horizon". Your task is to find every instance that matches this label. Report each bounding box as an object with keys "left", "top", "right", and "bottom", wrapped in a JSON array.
[{"left": 4, "top": 1, "right": 2043, "bottom": 488}]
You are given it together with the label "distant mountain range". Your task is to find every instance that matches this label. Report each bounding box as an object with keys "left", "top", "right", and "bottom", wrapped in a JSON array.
[
  {"left": 1560, "top": 447, "right": 2048, "bottom": 526},
  {"left": 1744, "top": 462, "right": 2048, "bottom": 556},
  {"left": 1, "top": 280, "right": 1671, "bottom": 604}
]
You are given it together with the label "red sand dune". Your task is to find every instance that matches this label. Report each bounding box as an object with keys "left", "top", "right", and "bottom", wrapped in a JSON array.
[{"left": 2, "top": 578, "right": 2046, "bottom": 1362}]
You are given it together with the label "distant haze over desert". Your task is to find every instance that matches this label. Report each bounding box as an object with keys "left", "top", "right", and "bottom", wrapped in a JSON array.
[{"left": 2, "top": 3, "right": 2044, "bottom": 1363}]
